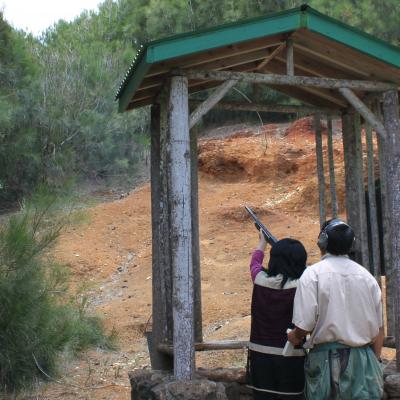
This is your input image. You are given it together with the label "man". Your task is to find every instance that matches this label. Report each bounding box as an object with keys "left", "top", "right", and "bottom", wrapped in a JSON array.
[{"left": 287, "top": 219, "right": 384, "bottom": 399}]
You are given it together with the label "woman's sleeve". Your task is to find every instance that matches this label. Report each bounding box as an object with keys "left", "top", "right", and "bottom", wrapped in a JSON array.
[{"left": 250, "top": 250, "right": 264, "bottom": 282}]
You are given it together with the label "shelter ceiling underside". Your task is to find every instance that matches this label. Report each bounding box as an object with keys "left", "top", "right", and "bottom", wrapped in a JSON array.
[{"left": 126, "top": 29, "right": 400, "bottom": 111}]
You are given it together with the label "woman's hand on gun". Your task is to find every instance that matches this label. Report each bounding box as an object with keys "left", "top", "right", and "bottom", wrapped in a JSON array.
[{"left": 256, "top": 228, "right": 267, "bottom": 252}]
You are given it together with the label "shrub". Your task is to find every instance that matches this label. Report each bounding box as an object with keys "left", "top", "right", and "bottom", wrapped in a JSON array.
[{"left": 0, "top": 189, "right": 115, "bottom": 392}]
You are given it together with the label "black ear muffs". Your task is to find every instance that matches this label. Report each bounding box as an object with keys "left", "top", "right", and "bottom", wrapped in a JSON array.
[
  {"left": 317, "top": 219, "right": 352, "bottom": 251},
  {"left": 317, "top": 230, "right": 329, "bottom": 251}
]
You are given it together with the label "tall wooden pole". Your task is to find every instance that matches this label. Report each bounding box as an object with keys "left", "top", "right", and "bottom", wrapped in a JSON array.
[
  {"left": 376, "top": 100, "right": 395, "bottom": 336},
  {"left": 326, "top": 116, "right": 338, "bottom": 218},
  {"left": 353, "top": 113, "right": 370, "bottom": 271},
  {"left": 382, "top": 90, "right": 400, "bottom": 370},
  {"left": 365, "top": 122, "right": 381, "bottom": 284},
  {"left": 314, "top": 114, "right": 326, "bottom": 227},
  {"left": 286, "top": 38, "right": 294, "bottom": 76},
  {"left": 342, "top": 111, "right": 363, "bottom": 265},
  {"left": 168, "top": 76, "right": 195, "bottom": 380},
  {"left": 190, "top": 126, "right": 203, "bottom": 343},
  {"left": 150, "top": 103, "right": 174, "bottom": 370}
]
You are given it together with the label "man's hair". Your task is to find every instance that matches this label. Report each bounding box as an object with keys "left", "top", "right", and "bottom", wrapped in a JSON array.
[
  {"left": 267, "top": 238, "right": 307, "bottom": 288},
  {"left": 321, "top": 219, "right": 355, "bottom": 255}
]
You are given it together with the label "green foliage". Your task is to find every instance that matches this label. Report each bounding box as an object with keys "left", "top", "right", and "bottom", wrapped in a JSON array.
[
  {"left": 0, "top": 189, "right": 114, "bottom": 391},
  {"left": 0, "top": 1, "right": 399, "bottom": 204}
]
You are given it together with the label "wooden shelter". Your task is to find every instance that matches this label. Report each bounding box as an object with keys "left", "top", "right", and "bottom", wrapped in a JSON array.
[{"left": 116, "top": 5, "right": 400, "bottom": 379}]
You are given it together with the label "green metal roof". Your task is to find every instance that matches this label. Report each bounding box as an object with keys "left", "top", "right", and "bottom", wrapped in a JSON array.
[{"left": 116, "top": 4, "right": 400, "bottom": 112}]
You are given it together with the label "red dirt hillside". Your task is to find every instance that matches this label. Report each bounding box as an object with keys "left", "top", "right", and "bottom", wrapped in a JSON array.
[{"left": 34, "top": 117, "right": 389, "bottom": 400}]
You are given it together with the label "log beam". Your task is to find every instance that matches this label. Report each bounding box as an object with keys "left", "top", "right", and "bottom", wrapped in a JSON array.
[
  {"left": 338, "top": 88, "right": 387, "bottom": 138},
  {"left": 189, "top": 100, "right": 340, "bottom": 115},
  {"left": 189, "top": 80, "right": 237, "bottom": 128},
  {"left": 177, "top": 69, "right": 397, "bottom": 92},
  {"left": 158, "top": 340, "right": 249, "bottom": 355}
]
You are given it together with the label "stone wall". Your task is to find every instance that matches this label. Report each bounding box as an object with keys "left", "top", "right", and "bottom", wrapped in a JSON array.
[
  {"left": 384, "top": 361, "right": 400, "bottom": 400},
  {"left": 130, "top": 363, "right": 400, "bottom": 399},
  {"left": 129, "top": 369, "right": 252, "bottom": 400}
]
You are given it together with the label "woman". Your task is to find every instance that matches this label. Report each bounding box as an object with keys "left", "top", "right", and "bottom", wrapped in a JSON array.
[{"left": 248, "top": 230, "right": 307, "bottom": 400}]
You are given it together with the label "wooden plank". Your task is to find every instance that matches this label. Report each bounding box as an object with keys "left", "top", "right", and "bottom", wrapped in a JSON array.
[
  {"left": 338, "top": 88, "right": 387, "bottom": 138},
  {"left": 189, "top": 99, "right": 340, "bottom": 115},
  {"left": 382, "top": 90, "right": 400, "bottom": 371},
  {"left": 314, "top": 114, "right": 326, "bottom": 226},
  {"left": 189, "top": 80, "right": 237, "bottom": 128},
  {"left": 278, "top": 48, "right": 365, "bottom": 80},
  {"left": 168, "top": 76, "right": 195, "bottom": 380},
  {"left": 296, "top": 29, "right": 400, "bottom": 82},
  {"left": 326, "top": 116, "right": 338, "bottom": 218},
  {"left": 293, "top": 41, "right": 370, "bottom": 78},
  {"left": 178, "top": 69, "right": 396, "bottom": 91},
  {"left": 286, "top": 38, "right": 294, "bottom": 76},
  {"left": 150, "top": 104, "right": 173, "bottom": 370},
  {"left": 146, "top": 36, "right": 286, "bottom": 78},
  {"left": 365, "top": 122, "right": 381, "bottom": 283},
  {"left": 264, "top": 59, "right": 348, "bottom": 107},
  {"left": 137, "top": 46, "right": 282, "bottom": 94}
]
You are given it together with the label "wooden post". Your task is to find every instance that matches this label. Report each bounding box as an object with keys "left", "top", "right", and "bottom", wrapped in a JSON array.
[
  {"left": 168, "top": 75, "right": 195, "bottom": 380},
  {"left": 150, "top": 101, "right": 174, "bottom": 370},
  {"left": 191, "top": 126, "right": 202, "bottom": 343},
  {"left": 382, "top": 90, "right": 400, "bottom": 371},
  {"left": 353, "top": 113, "right": 370, "bottom": 271},
  {"left": 326, "top": 116, "right": 338, "bottom": 218},
  {"left": 286, "top": 38, "right": 294, "bottom": 76},
  {"left": 342, "top": 112, "right": 362, "bottom": 265},
  {"left": 365, "top": 122, "right": 381, "bottom": 284},
  {"left": 314, "top": 114, "right": 326, "bottom": 226},
  {"left": 376, "top": 99, "right": 395, "bottom": 336}
]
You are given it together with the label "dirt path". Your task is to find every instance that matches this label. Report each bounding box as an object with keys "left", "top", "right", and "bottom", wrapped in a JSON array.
[{"left": 29, "top": 118, "right": 393, "bottom": 399}]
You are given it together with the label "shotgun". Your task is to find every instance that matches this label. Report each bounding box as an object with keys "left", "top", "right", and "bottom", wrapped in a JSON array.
[{"left": 245, "top": 206, "right": 278, "bottom": 246}]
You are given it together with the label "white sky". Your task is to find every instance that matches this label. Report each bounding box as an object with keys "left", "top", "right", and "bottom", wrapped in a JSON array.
[{"left": 1, "top": 0, "right": 102, "bottom": 36}]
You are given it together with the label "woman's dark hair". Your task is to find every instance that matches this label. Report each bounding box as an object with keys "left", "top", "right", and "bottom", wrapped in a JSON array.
[{"left": 267, "top": 238, "right": 307, "bottom": 288}]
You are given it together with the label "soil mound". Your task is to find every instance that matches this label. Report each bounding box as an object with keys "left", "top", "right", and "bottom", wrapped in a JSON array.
[{"left": 284, "top": 116, "right": 327, "bottom": 142}]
